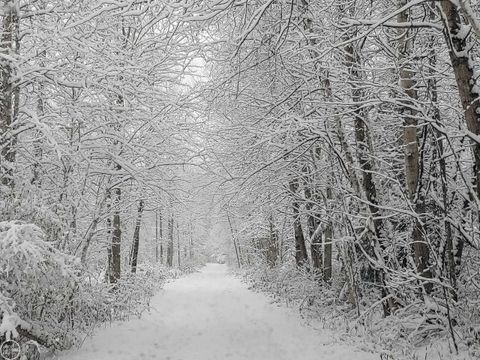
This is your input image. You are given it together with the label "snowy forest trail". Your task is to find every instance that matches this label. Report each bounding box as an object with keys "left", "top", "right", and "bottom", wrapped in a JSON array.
[{"left": 57, "top": 264, "right": 375, "bottom": 360}]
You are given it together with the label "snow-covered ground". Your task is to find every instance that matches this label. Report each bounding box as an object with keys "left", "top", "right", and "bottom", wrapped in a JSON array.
[{"left": 56, "top": 263, "right": 376, "bottom": 360}]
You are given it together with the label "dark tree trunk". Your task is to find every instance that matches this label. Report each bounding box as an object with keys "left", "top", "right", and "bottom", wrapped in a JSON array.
[
  {"left": 305, "top": 181, "right": 322, "bottom": 271},
  {"left": 267, "top": 214, "right": 279, "bottom": 267},
  {"left": 397, "top": 0, "right": 432, "bottom": 292},
  {"left": 31, "top": 51, "right": 46, "bottom": 186},
  {"left": 227, "top": 211, "right": 241, "bottom": 268},
  {"left": 155, "top": 209, "right": 160, "bottom": 263},
  {"left": 130, "top": 200, "right": 144, "bottom": 274},
  {"left": 0, "top": 1, "right": 18, "bottom": 189},
  {"left": 189, "top": 222, "right": 194, "bottom": 261},
  {"left": 167, "top": 215, "right": 174, "bottom": 267},
  {"left": 441, "top": 1, "right": 480, "bottom": 203},
  {"left": 177, "top": 221, "right": 181, "bottom": 268},
  {"left": 289, "top": 178, "right": 308, "bottom": 266},
  {"left": 159, "top": 210, "right": 164, "bottom": 263},
  {"left": 155, "top": 208, "right": 164, "bottom": 264},
  {"left": 109, "top": 186, "right": 122, "bottom": 284},
  {"left": 323, "top": 185, "right": 333, "bottom": 282},
  {"left": 439, "top": 1, "right": 475, "bottom": 283},
  {"left": 342, "top": 5, "right": 395, "bottom": 315}
]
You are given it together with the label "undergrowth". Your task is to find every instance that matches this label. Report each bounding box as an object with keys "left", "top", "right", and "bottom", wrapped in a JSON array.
[{"left": 242, "top": 260, "right": 480, "bottom": 360}]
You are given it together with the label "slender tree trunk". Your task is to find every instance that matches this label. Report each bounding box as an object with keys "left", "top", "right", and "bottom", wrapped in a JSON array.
[
  {"left": 289, "top": 178, "right": 308, "bottom": 266},
  {"left": 109, "top": 185, "right": 122, "bottom": 283},
  {"left": 81, "top": 217, "right": 100, "bottom": 265},
  {"left": 167, "top": 215, "right": 174, "bottom": 267},
  {"left": 155, "top": 208, "right": 164, "bottom": 264},
  {"left": 80, "top": 186, "right": 107, "bottom": 263},
  {"left": 323, "top": 183, "right": 333, "bottom": 282},
  {"left": 267, "top": 213, "right": 279, "bottom": 267},
  {"left": 105, "top": 190, "right": 112, "bottom": 282},
  {"left": 159, "top": 210, "right": 164, "bottom": 263},
  {"left": 345, "top": 43, "right": 383, "bottom": 242},
  {"left": 130, "top": 200, "right": 144, "bottom": 274},
  {"left": 342, "top": 3, "right": 395, "bottom": 315},
  {"left": 440, "top": 1, "right": 480, "bottom": 202},
  {"left": 155, "top": 209, "right": 160, "bottom": 263},
  {"left": 345, "top": 42, "right": 386, "bottom": 281},
  {"left": 439, "top": 1, "right": 476, "bottom": 282},
  {"left": 31, "top": 51, "right": 46, "bottom": 186},
  {"left": 227, "top": 211, "right": 241, "bottom": 268},
  {"left": 176, "top": 221, "right": 181, "bottom": 268},
  {"left": 427, "top": 22, "right": 459, "bottom": 300},
  {"left": 397, "top": 0, "right": 432, "bottom": 292},
  {"left": 189, "top": 221, "right": 194, "bottom": 261},
  {"left": 0, "top": 0, "right": 18, "bottom": 190},
  {"left": 305, "top": 179, "right": 322, "bottom": 270}
]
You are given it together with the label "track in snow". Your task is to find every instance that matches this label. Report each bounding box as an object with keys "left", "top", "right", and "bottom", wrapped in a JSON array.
[{"left": 58, "top": 263, "right": 375, "bottom": 360}]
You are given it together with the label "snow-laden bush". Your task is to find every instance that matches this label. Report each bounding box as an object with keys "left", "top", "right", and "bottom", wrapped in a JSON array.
[
  {"left": 244, "top": 259, "right": 480, "bottom": 358},
  {"left": 0, "top": 221, "right": 170, "bottom": 352},
  {"left": 244, "top": 260, "right": 340, "bottom": 312},
  {"left": 0, "top": 221, "right": 79, "bottom": 348}
]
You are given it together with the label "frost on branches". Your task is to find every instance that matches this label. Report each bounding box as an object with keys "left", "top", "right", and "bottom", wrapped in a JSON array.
[
  {"left": 0, "top": 221, "right": 167, "bottom": 353},
  {"left": 0, "top": 221, "right": 79, "bottom": 348}
]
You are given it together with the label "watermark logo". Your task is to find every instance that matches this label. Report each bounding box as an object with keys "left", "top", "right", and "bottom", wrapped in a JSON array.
[{"left": 0, "top": 340, "right": 21, "bottom": 360}]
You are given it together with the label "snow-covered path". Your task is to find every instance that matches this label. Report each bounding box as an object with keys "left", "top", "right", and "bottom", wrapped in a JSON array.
[{"left": 58, "top": 264, "right": 375, "bottom": 360}]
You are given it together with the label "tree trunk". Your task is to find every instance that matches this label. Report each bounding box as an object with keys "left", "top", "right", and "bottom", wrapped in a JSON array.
[
  {"left": 176, "top": 221, "right": 181, "bottom": 268},
  {"left": 0, "top": 0, "right": 18, "bottom": 190},
  {"left": 189, "top": 222, "right": 194, "bottom": 261},
  {"left": 109, "top": 186, "right": 122, "bottom": 283},
  {"left": 305, "top": 179, "right": 322, "bottom": 270},
  {"left": 439, "top": 3, "right": 477, "bottom": 284},
  {"left": 167, "top": 215, "right": 174, "bottom": 267},
  {"left": 267, "top": 214, "right": 279, "bottom": 267},
  {"left": 323, "top": 223, "right": 333, "bottom": 282},
  {"left": 440, "top": 1, "right": 480, "bottom": 201},
  {"left": 130, "top": 199, "right": 144, "bottom": 274},
  {"left": 155, "top": 209, "right": 164, "bottom": 264},
  {"left": 342, "top": 4, "right": 394, "bottom": 315},
  {"left": 159, "top": 210, "right": 164, "bottom": 263},
  {"left": 397, "top": 0, "right": 432, "bottom": 291},
  {"left": 323, "top": 185, "right": 333, "bottom": 282},
  {"left": 105, "top": 190, "right": 112, "bottom": 282},
  {"left": 227, "top": 210, "right": 241, "bottom": 268},
  {"left": 427, "top": 20, "right": 459, "bottom": 300},
  {"left": 81, "top": 217, "right": 100, "bottom": 265},
  {"left": 345, "top": 43, "right": 383, "bottom": 241},
  {"left": 31, "top": 50, "right": 46, "bottom": 186},
  {"left": 289, "top": 178, "right": 308, "bottom": 266},
  {"left": 155, "top": 209, "right": 160, "bottom": 263}
]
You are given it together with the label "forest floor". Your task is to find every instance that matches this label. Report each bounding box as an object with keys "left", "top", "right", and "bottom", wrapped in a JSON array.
[{"left": 56, "top": 263, "right": 378, "bottom": 360}]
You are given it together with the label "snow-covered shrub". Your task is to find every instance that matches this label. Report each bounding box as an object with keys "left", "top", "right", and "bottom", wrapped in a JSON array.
[
  {"left": 107, "top": 264, "right": 169, "bottom": 320},
  {"left": 0, "top": 221, "right": 172, "bottom": 352},
  {"left": 0, "top": 221, "right": 80, "bottom": 348},
  {"left": 243, "top": 258, "right": 480, "bottom": 358},
  {"left": 244, "top": 260, "right": 340, "bottom": 312}
]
